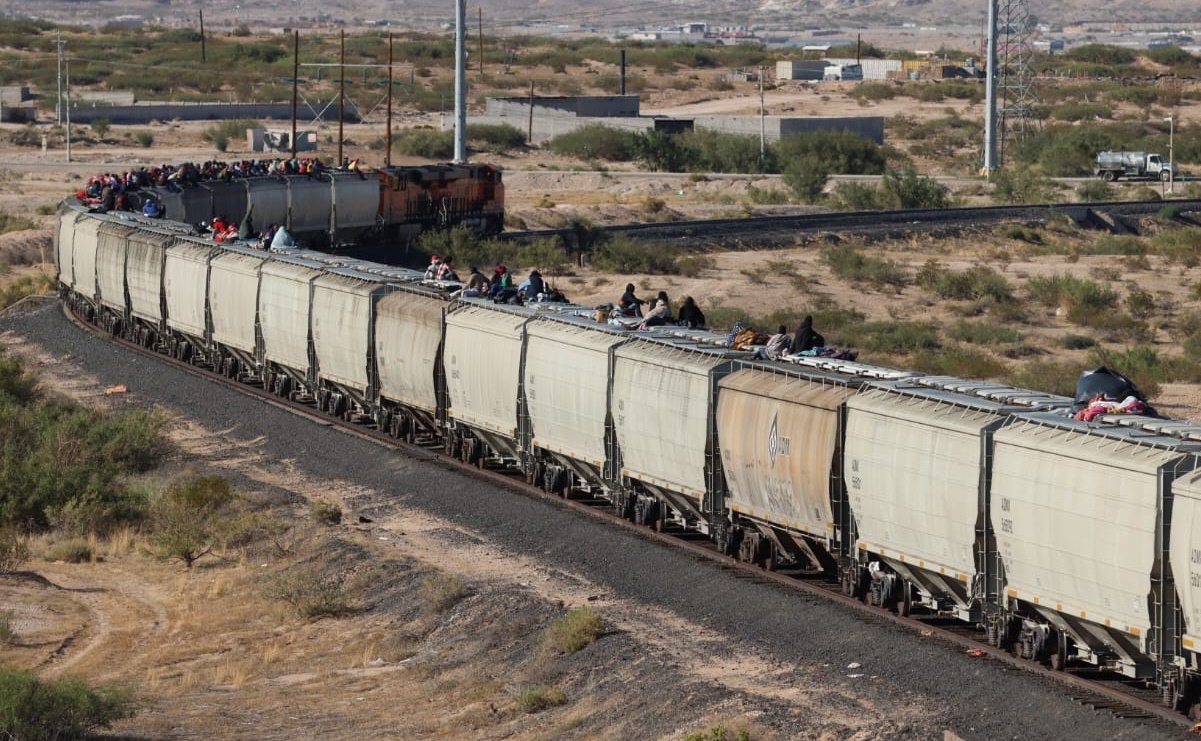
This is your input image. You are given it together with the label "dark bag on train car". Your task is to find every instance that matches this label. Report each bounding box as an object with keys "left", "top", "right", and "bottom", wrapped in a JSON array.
[{"left": 1073, "top": 366, "right": 1145, "bottom": 407}]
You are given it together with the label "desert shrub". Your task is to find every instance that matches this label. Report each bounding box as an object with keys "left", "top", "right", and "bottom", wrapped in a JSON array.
[
  {"left": 89, "top": 118, "right": 111, "bottom": 137},
  {"left": 465, "top": 123, "right": 525, "bottom": 152},
  {"left": 991, "top": 166, "right": 1058, "bottom": 204},
  {"left": 1128, "top": 186, "right": 1161, "bottom": 202},
  {"left": 202, "top": 118, "right": 258, "bottom": 152},
  {"left": 390, "top": 128, "right": 454, "bottom": 159},
  {"left": 909, "top": 346, "right": 1010, "bottom": 378},
  {"left": 261, "top": 565, "right": 351, "bottom": 619},
  {"left": 1088, "top": 345, "right": 1183, "bottom": 397},
  {"left": 148, "top": 476, "right": 236, "bottom": 568},
  {"left": 782, "top": 158, "right": 829, "bottom": 203},
  {"left": 309, "top": 498, "right": 341, "bottom": 526},
  {"left": 0, "top": 348, "right": 37, "bottom": 405},
  {"left": 774, "top": 130, "right": 886, "bottom": 176},
  {"left": 43, "top": 538, "right": 92, "bottom": 563},
  {"left": 684, "top": 726, "right": 753, "bottom": 741},
  {"left": 8, "top": 125, "right": 41, "bottom": 147},
  {"left": 0, "top": 610, "right": 13, "bottom": 645},
  {"left": 822, "top": 247, "right": 906, "bottom": 289},
  {"left": 1049, "top": 103, "right": 1110, "bottom": 122},
  {"left": 417, "top": 228, "right": 517, "bottom": 275},
  {"left": 547, "top": 123, "right": 636, "bottom": 161},
  {"left": 1124, "top": 287, "right": 1156, "bottom": 318},
  {"left": 831, "top": 168, "right": 948, "bottom": 210},
  {"left": 0, "top": 665, "right": 136, "bottom": 739},
  {"left": 1147, "top": 46, "right": 1198, "bottom": 67},
  {"left": 1148, "top": 227, "right": 1201, "bottom": 267},
  {"left": 1062, "top": 334, "right": 1098, "bottom": 350},
  {"left": 995, "top": 224, "right": 1043, "bottom": 244},
  {"left": 678, "top": 129, "right": 764, "bottom": 174},
  {"left": 1076, "top": 180, "right": 1114, "bottom": 202},
  {"left": 0, "top": 399, "right": 168, "bottom": 530},
  {"left": 518, "top": 238, "right": 572, "bottom": 276},
  {"left": 915, "top": 261, "right": 1012, "bottom": 302},
  {"left": 851, "top": 82, "right": 896, "bottom": 101},
  {"left": 839, "top": 320, "right": 940, "bottom": 353},
  {"left": 677, "top": 253, "right": 715, "bottom": 278},
  {"left": 134, "top": 131, "right": 154, "bottom": 148},
  {"left": 0, "top": 209, "right": 36, "bottom": 235},
  {"left": 0, "top": 526, "right": 29, "bottom": 574},
  {"left": 1004, "top": 361, "right": 1080, "bottom": 396},
  {"left": 947, "top": 319, "right": 1020, "bottom": 345},
  {"left": 1063, "top": 44, "right": 1137, "bottom": 66},
  {"left": 516, "top": 685, "right": 568, "bottom": 714},
  {"left": 1080, "top": 234, "right": 1145, "bottom": 256},
  {"left": 630, "top": 130, "right": 688, "bottom": 172},
  {"left": 592, "top": 235, "right": 680, "bottom": 274},
  {"left": 421, "top": 573, "right": 467, "bottom": 612},
  {"left": 542, "top": 606, "right": 603, "bottom": 655},
  {"left": 0, "top": 271, "right": 54, "bottom": 309},
  {"left": 745, "top": 186, "right": 790, "bottom": 205}
]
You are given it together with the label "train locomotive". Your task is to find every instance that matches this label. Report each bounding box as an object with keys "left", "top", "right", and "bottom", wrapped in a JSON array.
[
  {"left": 110, "top": 161, "right": 504, "bottom": 248},
  {"left": 54, "top": 198, "right": 1201, "bottom": 717}
]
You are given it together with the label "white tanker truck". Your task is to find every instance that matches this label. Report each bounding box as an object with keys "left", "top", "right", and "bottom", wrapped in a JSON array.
[{"left": 1093, "top": 150, "right": 1178, "bottom": 181}]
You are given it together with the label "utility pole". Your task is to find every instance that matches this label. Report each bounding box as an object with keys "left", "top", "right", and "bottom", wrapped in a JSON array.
[
  {"left": 65, "top": 58, "right": 72, "bottom": 162},
  {"left": 338, "top": 29, "right": 345, "bottom": 166},
  {"left": 453, "top": 0, "right": 467, "bottom": 163},
  {"left": 758, "top": 66, "right": 767, "bottom": 173},
  {"left": 290, "top": 31, "right": 299, "bottom": 159},
  {"left": 386, "top": 32, "right": 394, "bottom": 167},
  {"left": 983, "top": 0, "right": 999, "bottom": 176},
  {"left": 55, "top": 36, "right": 65, "bottom": 126}
]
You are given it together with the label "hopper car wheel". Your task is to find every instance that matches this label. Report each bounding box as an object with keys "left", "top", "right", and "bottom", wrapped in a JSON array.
[
  {"left": 897, "top": 580, "right": 912, "bottom": 617},
  {"left": 840, "top": 570, "right": 852, "bottom": 596},
  {"left": 1049, "top": 632, "right": 1068, "bottom": 671}
]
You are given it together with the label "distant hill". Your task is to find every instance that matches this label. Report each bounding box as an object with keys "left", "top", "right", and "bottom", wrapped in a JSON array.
[{"left": 13, "top": 0, "right": 1198, "bottom": 34}]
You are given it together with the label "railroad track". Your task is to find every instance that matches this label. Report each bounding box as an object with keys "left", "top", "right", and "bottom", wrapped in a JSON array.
[
  {"left": 58, "top": 298, "right": 1195, "bottom": 735},
  {"left": 501, "top": 198, "right": 1201, "bottom": 250}
]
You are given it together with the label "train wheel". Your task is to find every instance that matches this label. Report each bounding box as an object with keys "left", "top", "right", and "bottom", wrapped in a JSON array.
[
  {"left": 897, "top": 580, "right": 913, "bottom": 617},
  {"left": 1102, "top": 171, "right": 1116, "bottom": 182},
  {"left": 1049, "top": 632, "right": 1068, "bottom": 671}
]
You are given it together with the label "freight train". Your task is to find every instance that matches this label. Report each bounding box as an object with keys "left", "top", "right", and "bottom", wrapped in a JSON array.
[
  {"left": 106, "top": 161, "right": 505, "bottom": 247},
  {"left": 54, "top": 199, "right": 1201, "bottom": 718}
]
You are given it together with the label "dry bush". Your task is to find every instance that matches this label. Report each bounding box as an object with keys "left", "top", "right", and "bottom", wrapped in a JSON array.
[{"left": 0, "top": 230, "right": 50, "bottom": 265}]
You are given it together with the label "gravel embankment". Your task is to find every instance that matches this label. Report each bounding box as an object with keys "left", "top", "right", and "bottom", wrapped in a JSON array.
[{"left": 2, "top": 300, "right": 1190, "bottom": 741}]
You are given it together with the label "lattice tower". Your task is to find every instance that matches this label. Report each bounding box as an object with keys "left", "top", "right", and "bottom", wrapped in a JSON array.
[{"left": 995, "top": 0, "right": 1038, "bottom": 165}]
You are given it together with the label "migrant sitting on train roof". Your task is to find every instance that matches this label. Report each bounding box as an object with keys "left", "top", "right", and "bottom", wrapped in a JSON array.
[
  {"left": 619, "top": 283, "right": 646, "bottom": 318},
  {"left": 676, "top": 296, "right": 705, "bottom": 329}
]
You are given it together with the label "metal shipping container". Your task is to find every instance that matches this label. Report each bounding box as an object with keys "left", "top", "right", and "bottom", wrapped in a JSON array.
[{"left": 375, "top": 290, "right": 445, "bottom": 412}]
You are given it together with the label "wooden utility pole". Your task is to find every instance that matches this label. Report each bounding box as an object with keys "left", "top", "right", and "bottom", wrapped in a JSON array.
[
  {"left": 478, "top": 8, "right": 484, "bottom": 76},
  {"left": 199, "top": 10, "right": 206, "bottom": 63}
]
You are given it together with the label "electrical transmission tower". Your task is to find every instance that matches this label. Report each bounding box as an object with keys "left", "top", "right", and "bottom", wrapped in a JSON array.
[{"left": 994, "top": 0, "right": 1038, "bottom": 165}]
